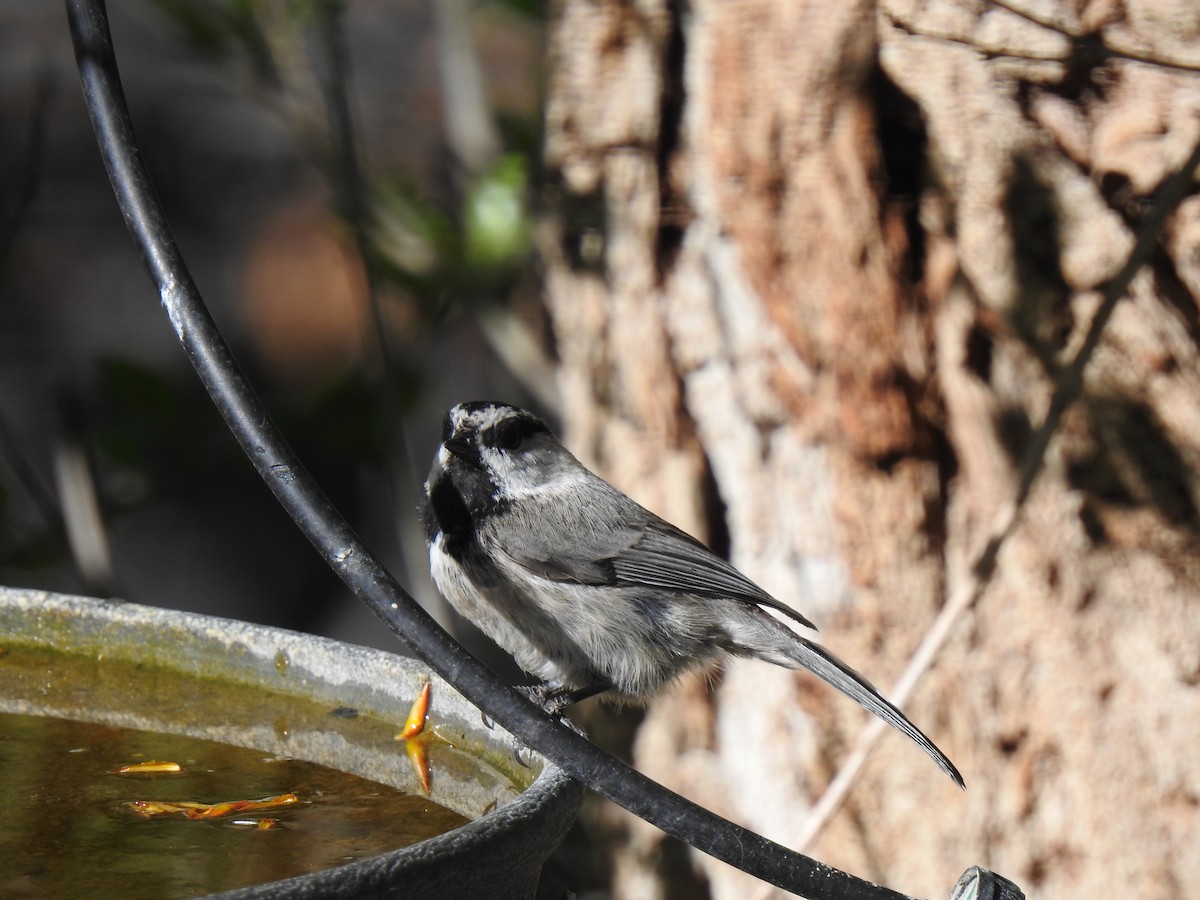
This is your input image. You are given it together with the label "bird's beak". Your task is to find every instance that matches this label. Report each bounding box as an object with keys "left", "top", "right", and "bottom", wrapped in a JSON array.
[{"left": 443, "top": 435, "right": 472, "bottom": 460}]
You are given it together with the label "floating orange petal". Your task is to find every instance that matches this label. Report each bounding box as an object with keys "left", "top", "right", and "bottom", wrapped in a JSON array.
[
  {"left": 125, "top": 793, "right": 299, "bottom": 820},
  {"left": 115, "top": 760, "right": 183, "bottom": 775},
  {"left": 125, "top": 799, "right": 202, "bottom": 818},
  {"left": 397, "top": 680, "right": 432, "bottom": 740}
]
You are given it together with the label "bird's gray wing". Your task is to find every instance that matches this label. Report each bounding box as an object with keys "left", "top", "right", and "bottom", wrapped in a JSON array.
[
  {"left": 496, "top": 497, "right": 816, "bottom": 632},
  {"left": 483, "top": 484, "right": 636, "bottom": 586},
  {"left": 611, "top": 520, "right": 817, "bottom": 631}
]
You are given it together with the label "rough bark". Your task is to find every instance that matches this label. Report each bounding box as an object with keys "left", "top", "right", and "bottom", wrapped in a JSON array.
[{"left": 539, "top": 1, "right": 1200, "bottom": 898}]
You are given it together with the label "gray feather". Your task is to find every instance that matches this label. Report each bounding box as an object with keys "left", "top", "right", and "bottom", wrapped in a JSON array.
[
  {"left": 728, "top": 610, "right": 965, "bottom": 788},
  {"left": 498, "top": 485, "right": 818, "bottom": 632},
  {"left": 612, "top": 520, "right": 817, "bottom": 631},
  {"left": 788, "top": 636, "right": 962, "bottom": 786}
]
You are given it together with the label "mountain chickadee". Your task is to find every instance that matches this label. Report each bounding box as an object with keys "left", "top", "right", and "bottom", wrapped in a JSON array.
[{"left": 424, "top": 400, "right": 963, "bottom": 786}]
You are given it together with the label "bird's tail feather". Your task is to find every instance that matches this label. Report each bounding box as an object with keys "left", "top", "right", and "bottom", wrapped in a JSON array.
[{"left": 736, "top": 614, "right": 964, "bottom": 787}]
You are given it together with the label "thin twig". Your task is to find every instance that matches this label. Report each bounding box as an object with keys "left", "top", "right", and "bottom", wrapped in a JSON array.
[
  {"left": 985, "top": 0, "right": 1071, "bottom": 32},
  {"left": 884, "top": 4, "right": 1200, "bottom": 75},
  {"left": 0, "top": 70, "right": 54, "bottom": 277},
  {"left": 885, "top": 10, "right": 1069, "bottom": 65},
  {"left": 0, "top": 412, "right": 62, "bottom": 538},
  {"left": 314, "top": 3, "right": 396, "bottom": 384},
  {"left": 776, "top": 137, "right": 1200, "bottom": 865},
  {"left": 986, "top": 0, "right": 1200, "bottom": 74},
  {"left": 314, "top": 3, "right": 458, "bottom": 623}
]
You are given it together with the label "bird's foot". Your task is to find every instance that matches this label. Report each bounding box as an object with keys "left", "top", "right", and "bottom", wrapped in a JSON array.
[
  {"left": 520, "top": 680, "right": 611, "bottom": 717},
  {"left": 507, "top": 681, "right": 610, "bottom": 765}
]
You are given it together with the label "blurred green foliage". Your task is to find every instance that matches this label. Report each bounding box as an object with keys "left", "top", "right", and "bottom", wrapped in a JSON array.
[
  {"left": 1, "top": 0, "right": 545, "bottom": 601},
  {"left": 149, "top": 0, "right": 541, "bottom": 312}
]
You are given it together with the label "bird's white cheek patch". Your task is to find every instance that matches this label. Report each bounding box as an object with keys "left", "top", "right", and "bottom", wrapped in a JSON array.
[{"left": 429, "top": 537, "right": 459, "bottom": 588}]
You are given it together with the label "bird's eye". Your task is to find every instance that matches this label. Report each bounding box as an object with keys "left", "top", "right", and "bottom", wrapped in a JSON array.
[
  {"left": 480, "top": 412, "right": 550, "bottom": 453},
  {"left": 493, "top": 418, "right": 524, "bottom": 452}
]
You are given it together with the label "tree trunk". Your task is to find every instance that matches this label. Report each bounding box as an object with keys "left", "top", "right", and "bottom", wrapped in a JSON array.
[{"left": 539, "top": 1, "right": 1200, "bottom": 897}]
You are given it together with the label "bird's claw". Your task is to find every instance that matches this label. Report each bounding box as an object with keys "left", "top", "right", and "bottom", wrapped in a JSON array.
[
  {"left": 493, "top": 680, "right": 612, "bottom": 766},
  {"left": 518, "top": 682, "right": 577, "bottom": 717},
  {"left": 519, "top": 680, "right": 612, "bottom": 717}
]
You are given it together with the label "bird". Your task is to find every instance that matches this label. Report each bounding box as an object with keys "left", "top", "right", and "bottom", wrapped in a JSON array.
[{"left": 423, "top": 400, "right": 963, "bottom": 787}]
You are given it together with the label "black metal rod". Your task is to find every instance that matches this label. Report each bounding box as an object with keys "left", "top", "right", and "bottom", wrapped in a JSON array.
[{"left": 63, "top": 2, "right": 917, "bottom": 897}]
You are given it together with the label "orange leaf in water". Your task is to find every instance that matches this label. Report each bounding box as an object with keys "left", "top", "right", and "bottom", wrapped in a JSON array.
[
  {"left": 115, "top": 760, "right": 183, "bottom": 775},
  {"left": 125, "top": 793, "right": 299, "bottom": 820},
  {"left": 125, "top": 799, "right": 206, "bottom": 818},
  {"left": 397, "top": 680, "right": 432, "bottom": 739}
]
